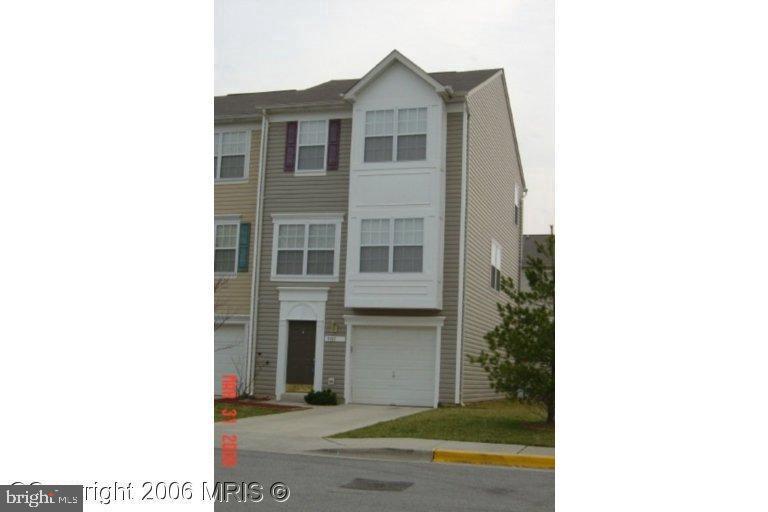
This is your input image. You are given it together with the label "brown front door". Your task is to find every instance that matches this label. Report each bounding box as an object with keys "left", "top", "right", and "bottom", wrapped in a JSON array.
[{"left": 286, "top": 321, "right": 316, "bottom": 392}]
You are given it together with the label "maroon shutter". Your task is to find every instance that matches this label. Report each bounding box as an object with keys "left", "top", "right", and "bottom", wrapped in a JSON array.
[
  {"left": 284, "top": 121, "right": 298, "bottom": 172},
  {"left": 326, "top": 119, "right": 341, "bottom": 171}
]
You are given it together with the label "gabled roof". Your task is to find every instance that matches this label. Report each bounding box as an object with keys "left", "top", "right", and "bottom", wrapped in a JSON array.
[
  {"left": 215, "top": 67, "right": 500, "bottom": 118},
  {"left": 343, "top": 50, "right": 451, "bottom": 101}
]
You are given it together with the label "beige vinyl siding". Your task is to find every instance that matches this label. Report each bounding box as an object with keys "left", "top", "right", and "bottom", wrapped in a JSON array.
[
  {"left": 253, "top": 119, "right": 351, "bottom": 399},
  {"left": 461, "top": 73, "right": 525, "bottom": 402},
  {"left": 438, "top": 112, "right": 463, "bottom": 404},
  {"left": 214, "top": 128, "right": 260, "bottom": 317}
]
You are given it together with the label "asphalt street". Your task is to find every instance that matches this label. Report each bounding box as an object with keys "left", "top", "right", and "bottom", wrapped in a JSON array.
[{"left": 214, "top": 449, "right": 554, "bottom": 512}]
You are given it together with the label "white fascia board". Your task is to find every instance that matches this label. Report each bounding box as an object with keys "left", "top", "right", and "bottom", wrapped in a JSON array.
[{"left": 344, "top": 50, "right": 450, "bottom": 101}]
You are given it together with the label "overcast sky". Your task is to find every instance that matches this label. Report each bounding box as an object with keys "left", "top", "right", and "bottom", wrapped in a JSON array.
[{"left": 215, "top": 0, "right": 553, "bottom": 234}]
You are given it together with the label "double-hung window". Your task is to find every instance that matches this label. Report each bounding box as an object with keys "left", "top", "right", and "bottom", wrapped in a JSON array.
[
  {"left": 215, "top": 220, "right": 240, "bottom": 274},
  {"left": 364, "top": 108, "right": 427, "bottom": 163},
  {"left": 272, "top": 214, "right": 343, "bottom": 280},
  {"left": 360, "top": 218, "right": 424, "bottom": 273},
  {"left": 297, "top": 120, "right": 328, "bottom": 172},
  {"left": 490, "top": 240, "right": 503, "bottom": 291},
  {"left": 214, "top": 130, "right": 249, "bottom": 180}
]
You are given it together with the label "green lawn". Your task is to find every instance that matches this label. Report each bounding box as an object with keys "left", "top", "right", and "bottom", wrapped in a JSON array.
[
  {"left": 214, "top": 402, "right": 289, "bottom": 422},
  {"left": 331, "top": 400, "right": 554, "bottom": 447}
]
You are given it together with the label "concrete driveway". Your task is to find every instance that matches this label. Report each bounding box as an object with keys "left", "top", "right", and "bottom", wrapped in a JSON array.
[{"left": 215, "top": 404, "right": 426, "bottom": 454}]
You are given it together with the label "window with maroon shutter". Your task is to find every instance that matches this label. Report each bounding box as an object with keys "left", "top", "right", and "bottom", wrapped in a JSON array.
[
  {"left": 326, "top": 119, "right": 341, "bottom": 170},
  {"left": 284, "top": 121, "right": 298, "bottom": 172}
]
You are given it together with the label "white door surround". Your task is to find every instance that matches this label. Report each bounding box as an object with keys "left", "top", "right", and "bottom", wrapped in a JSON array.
[
  {"left": 343, "top": 315, "right": 444, "bottom": 407},
  {"left": 275, "top": 287, "right": 329, "bottom": 400}
]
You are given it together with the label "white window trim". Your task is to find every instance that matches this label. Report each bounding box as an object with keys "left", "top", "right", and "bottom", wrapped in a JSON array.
[
  {"left": 490, "top": 239, "right": 503, "bottom": 290},
  {"left": 214, "top": 127, "right": 252, "bottom": 184},
  {"left": 215, "top": 216, "right": 241, "bottom": 278},
  {"left": 295, "top": 119, "right": 329, "bottom": 176},
  {"left": 360, "top": 217, "right": 425, "bottom": 274},
  {"left": 270, "top": 213, "right": 344, "bottom": 282},
  {"left": 363, "top": 107, "right": 428, "bottom": 164}
]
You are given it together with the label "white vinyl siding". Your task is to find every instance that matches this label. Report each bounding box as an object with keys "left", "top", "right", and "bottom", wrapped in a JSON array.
[
  {"left": 214, "top": 130, "right": 249, "bottom": 180},
  {"left": 215, "top": 220, "right": 240, "bottom": 275},
  {"left": 363, "top": 107, "right": 427, "bottom": 163},
  {"left": 297, "top": 120, "right": 328, "bottom": 172}
]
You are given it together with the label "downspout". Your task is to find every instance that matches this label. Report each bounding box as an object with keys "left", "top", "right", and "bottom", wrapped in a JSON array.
[
  {"left": 454, "top": 104, "right": 470, "bottom": 405},
  {"left": 247, "top": 109, "right": 269, "bottom": 395},
  {"left": 518, "top": 188, "right": 527, "bottom": 290}
]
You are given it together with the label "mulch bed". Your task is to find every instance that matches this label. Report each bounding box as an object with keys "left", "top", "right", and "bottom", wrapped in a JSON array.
[{"left": 215, "top": 397, "right": 306, "bottom": 412}]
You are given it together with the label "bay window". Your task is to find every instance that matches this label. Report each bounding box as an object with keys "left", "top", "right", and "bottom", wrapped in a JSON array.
[
  {"left": 364, "top": 107, "right": 427, "bottom": 163},
  {"left": 360, "top": 217, "right": 424, "bottom": 273}
]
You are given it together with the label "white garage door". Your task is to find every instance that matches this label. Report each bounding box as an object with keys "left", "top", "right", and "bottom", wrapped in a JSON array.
[
  {"left": 214, "top": 324, "right": 248, "bottom": 396},
  {"left": 350, "top": 326, "right": 437, "bottom": 407}
]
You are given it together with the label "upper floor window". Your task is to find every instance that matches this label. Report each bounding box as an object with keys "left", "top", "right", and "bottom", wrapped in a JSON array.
[
  {"left": 214, "top": 130, "right": 249, "bottom": 180},
  {"left": 297, "top": 120, "right": 328, "bottom": 172},
  {"left": 215, "top": 220, "right": 240, "bottom": 274},
  {"left": 360, "top": 218, "right": 424, "bottom": 273},
  {"left": 363, "top": 108, "right": 427, "bottom": 163},
  {"left": 514, "top": 184, "right": 521, "bottom": 225},
  {"left": 271, "top": 214, "right": 343, "bottom": 281},
  {"left": 490, "top": 240, "right": 502, "bottom": 291}
]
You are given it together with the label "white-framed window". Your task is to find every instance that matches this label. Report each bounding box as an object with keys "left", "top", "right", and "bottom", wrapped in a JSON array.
[
  {"left": 271, "top": 213, "right": 344, "bottom": 281},
  {"left": 360, "top": 217, "right": 424, "bottom": 273},
  {"left": 514, "top": 184, "right": 521, "bottom": 225},
  {"left": 215, "top": 218, "right": 240, "bottom": 275},
  {"left": 490, "top": 240, "right": 503, "bottom": 291},
  {"left": 363, "top": 107, "right": 427, "bottom": 163},
  {"left": 296, "top": 120, "right": 328, "bottom": 172},
  {"left": 214, "top": 129, "right": 250, "bottom": 181}
]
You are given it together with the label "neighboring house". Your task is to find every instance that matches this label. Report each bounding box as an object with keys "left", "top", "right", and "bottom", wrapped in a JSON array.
[
  {"left": 214, "top": 50, "right": 525, "bottom": 406},
  {"left": 521, "top": 234, "right": 554, "bottom": 292}
]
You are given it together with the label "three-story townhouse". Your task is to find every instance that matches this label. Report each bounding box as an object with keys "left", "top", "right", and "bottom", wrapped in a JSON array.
[{"left": 214, "top": 51, "right": 525, "bottom": 406}]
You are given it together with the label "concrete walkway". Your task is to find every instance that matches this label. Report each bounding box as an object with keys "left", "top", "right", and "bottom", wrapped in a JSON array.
[{"left": 214, "top": 404, "right": 554, "bottom": 461}]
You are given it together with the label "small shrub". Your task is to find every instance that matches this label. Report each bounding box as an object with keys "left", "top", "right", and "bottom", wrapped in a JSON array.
[{"left": 304, "top": 388, "right": 338, "bottom": 405}]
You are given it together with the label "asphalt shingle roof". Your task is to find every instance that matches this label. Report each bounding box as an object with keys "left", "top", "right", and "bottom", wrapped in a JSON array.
[{"left": 215, "top": 69, "right": 500, "bottom": 118}]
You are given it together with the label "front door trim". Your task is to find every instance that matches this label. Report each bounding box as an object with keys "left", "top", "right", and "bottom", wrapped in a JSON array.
[{"left": 276, "top": 287, "right": 329, "bottom": 400}]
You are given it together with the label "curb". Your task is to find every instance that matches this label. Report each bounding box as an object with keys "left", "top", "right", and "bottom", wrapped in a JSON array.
[{"left": 432, "top": 449, "right": 555, "bottom": 470}]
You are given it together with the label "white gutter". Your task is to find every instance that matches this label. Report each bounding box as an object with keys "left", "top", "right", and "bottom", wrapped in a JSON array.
[
  {"left": 454, "top": 104, "right": 469, "bottom": 405},
  {"left": 246, "top": 110, "right": 269, "bottom": 395}
]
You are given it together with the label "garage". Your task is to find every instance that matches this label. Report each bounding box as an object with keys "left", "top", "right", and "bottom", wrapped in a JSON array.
[
  {"left": 349, "top": 325, "right": 438, "bottom": 407},
  {"left": 214, "top": 323, "right": 248, "bottom": 396}
]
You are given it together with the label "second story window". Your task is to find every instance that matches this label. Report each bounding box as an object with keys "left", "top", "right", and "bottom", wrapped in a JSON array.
[
  {"left": 490, "top": 240, "right": 502, "bottom": 291},
  {"left": 360, "top": 218, "right": 424, "bottom": 273},
  {"left": 215, "top": 220, "right": 240, "bottom": 274},
  {"left": 297, "top": 120, "right": 328, "bottom": 171},
  {"left": 514, "top": 184, "right": 521, "bottom": 225},
  {"left": 271, "top": 214, "right": 343, "bottom": 281},
  {"left": 214, "top": 130, "right": 249, "bottom": 180},
  {"left": 364, "top": 108, "right": 427, "bottom": 163}
]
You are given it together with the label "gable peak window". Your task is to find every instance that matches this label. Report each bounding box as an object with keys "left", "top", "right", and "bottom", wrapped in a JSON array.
[
  {"left": 297, "top": 120, "right": 328, "bottom": 171},
  {"left": 214, "top": 130, "right": 249, "bottom": 180},
  {"left": 364, "top": 107, "right": 427, "bottom": 163}
]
